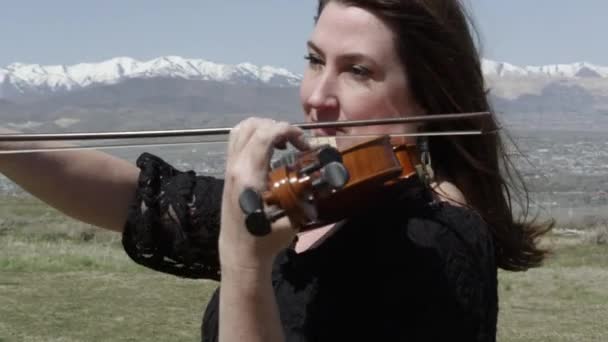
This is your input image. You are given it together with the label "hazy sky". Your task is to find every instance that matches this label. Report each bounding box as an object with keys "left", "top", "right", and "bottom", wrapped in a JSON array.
[{"left": 1, "top": 0, "right": 606, "bottom": 72}]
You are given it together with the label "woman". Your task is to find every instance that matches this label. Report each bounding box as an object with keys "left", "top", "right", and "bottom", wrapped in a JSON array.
[{"left": 0, "top": 0, "right": 551, "bottom": 341}]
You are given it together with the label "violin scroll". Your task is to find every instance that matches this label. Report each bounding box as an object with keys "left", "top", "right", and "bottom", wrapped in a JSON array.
[
  {"left": 240, "top": 144, "right": 351, "bottom": 236},
  {"left": 240, "top": 135, "right": 425, "bottom": 236}
]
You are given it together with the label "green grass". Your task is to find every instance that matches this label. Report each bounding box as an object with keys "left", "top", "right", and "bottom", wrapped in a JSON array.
[
  {"left": 2, "top": 196, "right": 608, "bottom": 341},
  {"left": 0, "top": 234, "right": 218, "bottom": 342},
  {"left": 0, "top": 196, "right": 216, "bottom": 341},
  {"left": 497, "top": 241, "right": 608, "bottom": 341}
]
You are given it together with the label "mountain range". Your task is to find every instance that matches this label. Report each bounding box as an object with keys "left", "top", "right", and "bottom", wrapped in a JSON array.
[
  {"left": 1, "top": 56, "right": 607, "bottom": 132},
  {"left": 0, "top": 56, "right": 302, "bottom": 99}
]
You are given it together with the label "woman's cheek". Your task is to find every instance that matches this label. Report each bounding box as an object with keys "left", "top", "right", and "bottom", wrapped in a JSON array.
[{"left": 341, "top": 95, "right": 379, "bottom": 121}]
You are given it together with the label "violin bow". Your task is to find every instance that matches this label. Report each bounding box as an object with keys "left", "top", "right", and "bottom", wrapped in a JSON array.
[{"left": 0, "top": 111, "right": 493, "bottom": 153}]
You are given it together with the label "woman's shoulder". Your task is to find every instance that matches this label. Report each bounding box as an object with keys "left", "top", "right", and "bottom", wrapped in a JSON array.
[
  {"left": 399, "top": 201, "right": 495, "bottom": 261},
  {"left": 396, "top": 201, "right": 498, "bottom": 304},
  {"left": 392, "top": 202, "right": 498, "bottom": 341}
]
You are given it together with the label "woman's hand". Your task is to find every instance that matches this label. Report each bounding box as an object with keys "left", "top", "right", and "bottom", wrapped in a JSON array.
[{"left": 219, "top": 117, "right": 310, "bottom": 272}]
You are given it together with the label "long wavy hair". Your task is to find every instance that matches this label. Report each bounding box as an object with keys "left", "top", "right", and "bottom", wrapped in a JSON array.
[{"left": 317, "top": 0, "right": 553, "bottom": 271}]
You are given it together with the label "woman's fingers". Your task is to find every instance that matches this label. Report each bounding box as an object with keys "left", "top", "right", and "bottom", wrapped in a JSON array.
[
  {"left": 229, "top": 118, "right": 310, "bottom": 157},
  {"left": 221, "top": 118, "right": 306, "bottom": 266},
  {"left": 227, "top": 118, "right": 311, "bottom": 189},
  {"left": 228, "top": 118, "right": 264, "bottom": 157},
  {"left": 226, "top": 118, "right": 301, "bottom": 209},
  {"left": 242, "top": 122, "right": 310, "bottom": 172},
  {"left": 224, "top": 118, "right": 312, "bottom": 232},
  {"left": 286, "top": 130, "right": 311, "bottom": 152}
]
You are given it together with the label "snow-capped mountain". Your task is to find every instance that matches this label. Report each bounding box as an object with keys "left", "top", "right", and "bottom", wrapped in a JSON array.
[
  {"left": 1, "top": 56, "right": 607, "bottom": 134},
  {"left": 2, "top": 56, "right": 608, "bottom": 100},
  {"left": 0, "top": 56, "right": 302, "bottom": 98},
  {"left": 481, "top": 60, "right": 608, "bottom": 78}
]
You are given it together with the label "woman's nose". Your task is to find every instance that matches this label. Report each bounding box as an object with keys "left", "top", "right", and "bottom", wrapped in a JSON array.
[{"left": 306, "top": 72, "right": 338, "bottom": 113}]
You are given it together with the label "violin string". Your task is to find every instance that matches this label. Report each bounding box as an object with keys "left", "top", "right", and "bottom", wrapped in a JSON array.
[{"left": 0, "top": 130, "right": 496, "bottom": 154}]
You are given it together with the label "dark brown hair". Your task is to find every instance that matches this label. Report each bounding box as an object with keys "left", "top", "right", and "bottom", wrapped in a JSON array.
[{"left": 317, "top": 0, "right": 552, "bottom": 271}]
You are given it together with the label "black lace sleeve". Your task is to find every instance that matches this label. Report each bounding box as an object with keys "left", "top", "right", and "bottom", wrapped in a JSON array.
[{"left": 122, "top": 153, "right": 224, "bottom": 280}]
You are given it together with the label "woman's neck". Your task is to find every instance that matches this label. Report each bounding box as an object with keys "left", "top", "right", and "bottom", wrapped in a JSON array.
[{"left": 294, "top": 224, "right": 338, "bottom": 254}]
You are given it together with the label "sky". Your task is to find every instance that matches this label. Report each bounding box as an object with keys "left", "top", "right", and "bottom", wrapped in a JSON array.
[{"left": 1, "top": 0, "right": 607, "bottom": 73}]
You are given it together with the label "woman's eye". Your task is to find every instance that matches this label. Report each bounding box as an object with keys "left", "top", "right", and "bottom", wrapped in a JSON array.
[
  {"left": 350, "top": 65, "right": 371, "bottom": 79},
  {"left": 304, "top": 54, "right": 323, "bottom": 68}
]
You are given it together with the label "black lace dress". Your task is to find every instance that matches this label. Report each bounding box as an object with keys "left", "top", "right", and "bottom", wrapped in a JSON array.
[{"left": 122, "top": 153, "right": 498, "bottom": 342}]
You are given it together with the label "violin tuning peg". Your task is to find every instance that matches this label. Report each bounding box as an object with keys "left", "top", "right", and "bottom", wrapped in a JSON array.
[
  {"left": 299, "top": 146, "right": 342, "bottom": 176},
  {"left": 238, "top": 188, "right": 271, "bottom": 236},
  {"left": 239, "top": 187, "right": 264, "bottom": 214},
  {"left": 317, "top": 146, "right": 342, "bottom": 165},
  {"left": 320, "top": 162, "right": 349, "bottom": 188},
  {"left": 244, "top": 211, "right": 272, "bottom": 237},
  {"left": 311, "top": 161, "right": 350, "bottom": 190}
]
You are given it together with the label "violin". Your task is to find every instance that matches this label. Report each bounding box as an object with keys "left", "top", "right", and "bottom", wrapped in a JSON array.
[{"left": 238, "top": 135, "right": 431, "bottom": 236}]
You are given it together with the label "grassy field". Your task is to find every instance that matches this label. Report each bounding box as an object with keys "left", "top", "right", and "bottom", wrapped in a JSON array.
[{"left": 2, "top": 196, "right": 608, "bottom": 341}]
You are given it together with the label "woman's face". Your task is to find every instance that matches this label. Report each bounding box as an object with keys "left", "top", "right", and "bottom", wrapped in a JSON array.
[{"left": 300, "top": 2, "right": 423, "bottom": 148}]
